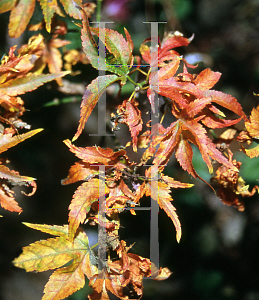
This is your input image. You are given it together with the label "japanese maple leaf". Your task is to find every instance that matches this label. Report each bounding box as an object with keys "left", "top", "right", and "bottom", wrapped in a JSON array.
[
  {"left": 17, "top": 32, "right": 71, "bottom": 85},
  {"left": 211, "top": 149, "right": 258, "bottom": 211},
  {"left": 89, "top": 240, "right": 171, "bottom": 300},
  {"left": 151, "top": 118, "right": 238, "bottom": 177},
  {"left": 115, "top": 99, "right": 143, "bottom": 152},
  {"left": 80, "top": 5, "right": 133, "bottom": 76},
  {"left": 239, "top": 104, "right": 259, "bottom": 158},
  {"left": 0, "top": 44, "right": 69, "bottom": 116},
  {"left": 68, "top": 178, "right": 109, "bottom": 241},
  {"left": 149, "top": 64, "right": 246, "bottom": 124},
  {"left": 63, "top": 139, "right": 128, "bottom": 165},
  {"left": 13, "top": 223, "right": 98, "bottom": 300},
  {"left": 0, "top": 129, "right": 42, "bottom": 213},
  {"left": 42, "top": 37, "right": 71, "bottom": 85},
  {"left": 134, "top": 169, "right": 193, "bottom": 243},
  {"left": 0, "top": 0, "right": 84, "bottom": 38},
  {"left": 72, "top": 74, "right": 121, "bottom": 141},
  {"left": 62, "top": 140, "right": 133, "bottom": 241},
  {"left": 140, "top": 31, "right": 190, "bottom": 67}
]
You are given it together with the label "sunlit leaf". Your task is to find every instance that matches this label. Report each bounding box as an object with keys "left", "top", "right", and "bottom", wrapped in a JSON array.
[
  {"left": 72, "top": 74, "right": 119, "bottom": 141},
  {"left": 13, "top": 224, "right": 98, "bottom": 299},
  {"left": 0, "top": 72, "right": 69, "bottom": 96},
  {"left": 64, "top": 140, "right": 126, "bottom": 165},
  {"left": 68, "top": 178, "right": 108, "bottom": 241}
]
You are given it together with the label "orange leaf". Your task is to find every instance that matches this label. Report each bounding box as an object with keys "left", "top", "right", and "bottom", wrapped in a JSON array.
[
  {"left": 194, "top": 68, "right": 221, "bottom": 90},
  {"left": 204, "top": 90, "right": 247, "bottom": 121},
  {"left": 68, "top": 179, "right": 109, "bottom": 241},
  {"left": 243, "top": 144, "right": 259, "bottom": 158},
  {"left": 140, "top": 31, "right": 190, "bottom": 65},
  {"left": 146, "top": 180, "right": 182, "bottom": 242},
  {"left": 0, "top": 129, "right": 43, "bottom": 154},
  {"left": 116, "top": 99, "right": 143, "bottom": 152},
  {"left": 64, "top": 139, "right": 126, "bottom": 165},
  {"left": 0, "top": 187, "right": 22, "bottom": 213},
  {"left": 61, "top": 162, "right": 99, "bottom": 185},
  {"left": 152, "top": 119, "right": 237, "bottom": 176},
  {"left": 0, "top": 164, "right": 35, "bottom": 186},
  {"left": 175, "top": 138, "right": 198, "bottom": 178},
  {"left": 0, "top": 129, "right": 42, "bottom": 213}
]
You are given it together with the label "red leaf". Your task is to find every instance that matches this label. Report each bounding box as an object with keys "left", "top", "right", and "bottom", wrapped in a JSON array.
[
  {"left": 204, "top": 90, "right": 247, "bottom": 120},
  {"left": 64, "top": 140, "right": 126, "bottom": 165},
  {"left": 194, "top": 68, "right": 221, "bottom": 90},
  {"left": 116, "top": 99, "right": 143, "bottom": 152}
]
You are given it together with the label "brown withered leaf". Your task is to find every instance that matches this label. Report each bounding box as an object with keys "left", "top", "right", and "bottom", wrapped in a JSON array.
[
  {"left": 115, "top": 99, "right": 143, "bottom": 152},
  {"left": 89, "top": 240, "right": 164, "bottom": 300},
  {"left": 64, "top": 49, "right": 89, "bottom": 74},
  {"left": 211, "top": 149, "right": 258, "bottom": 211},
  {"left": 0, "top": 43, "right": 69, "bottom": 122},
  {"left": 42, "top": 38, "right": 71, "bottom": 85}
]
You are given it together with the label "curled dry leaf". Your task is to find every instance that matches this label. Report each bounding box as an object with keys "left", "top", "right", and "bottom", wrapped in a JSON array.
[
  {"left": 211, "top": 149, "right": 258, "bottom": 211},
  {"left": 238, "top": 104, "right": 259, "bottom": 158},
  {"left": 0, "top": 129, "right": 43, "bottom": 213}
]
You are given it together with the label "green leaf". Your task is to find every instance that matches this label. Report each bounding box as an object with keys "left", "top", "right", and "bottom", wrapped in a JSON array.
[
  {"left": 80, "top": 8, "right": 132, "bottom": 76},
  {"left": 59, "top": 0, "right": 82, "bottom": 19}
]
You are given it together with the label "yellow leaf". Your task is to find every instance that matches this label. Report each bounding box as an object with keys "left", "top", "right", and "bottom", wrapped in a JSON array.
[
  {"left": 245, "top": 105, "right": 259, "bottom": 139},
  {"left": 0, "top": 129, "right": 43, "bottom": 154},
  {"left": 8, "top": 0, "right": 35, "bottom": 38}
]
